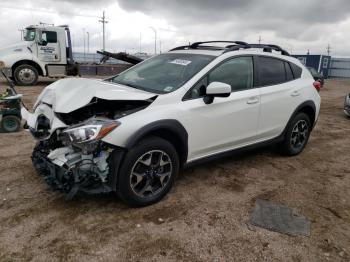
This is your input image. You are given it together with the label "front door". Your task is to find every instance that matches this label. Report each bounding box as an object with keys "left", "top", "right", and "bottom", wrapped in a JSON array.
[
  {"left": 181, "top": 56, "right": 260, "bottom": 161},
  {"left": 37, "top": 30, "right": 60, "bottom": 63}
]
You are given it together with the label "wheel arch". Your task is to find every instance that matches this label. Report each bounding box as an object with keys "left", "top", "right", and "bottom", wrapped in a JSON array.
[
  {"left": 125, "top": 119, "right": 189, "bottom": 166},
  {"left": 284, "top": 100, "right": 316, "bottom": 136},
  {"left": 12, "top": 60, "right": 44, "bottom": 76}
]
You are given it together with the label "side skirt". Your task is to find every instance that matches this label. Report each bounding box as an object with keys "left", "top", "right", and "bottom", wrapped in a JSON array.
[{"left": 183, "top": 134, "right": 284, "bottom": 169}]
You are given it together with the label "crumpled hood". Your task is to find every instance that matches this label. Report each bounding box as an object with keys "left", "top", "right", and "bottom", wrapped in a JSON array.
[{"left": 37, "top": 78, "right": 156, "bottom": 113}]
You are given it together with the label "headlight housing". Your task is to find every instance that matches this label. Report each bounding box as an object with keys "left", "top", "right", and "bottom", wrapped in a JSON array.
[{"left": 63, "top": 118, "right": 120, "bottom": 144}]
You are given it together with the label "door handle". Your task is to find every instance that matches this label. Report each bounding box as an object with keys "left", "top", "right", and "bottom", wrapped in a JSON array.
[
  {"left": 291, "top": 90, "right": 300, "bottom": 97},
  {"left": 247, "top": 97, "right": 259, "bottom": 105}
]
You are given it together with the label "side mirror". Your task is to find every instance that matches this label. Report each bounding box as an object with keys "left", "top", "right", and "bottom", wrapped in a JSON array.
[
  {"left": 204, "top": 82, "right": 231, "bottom": 104},
  {"left": 39, "top": 40, "right": 48, "bottom": 46}
]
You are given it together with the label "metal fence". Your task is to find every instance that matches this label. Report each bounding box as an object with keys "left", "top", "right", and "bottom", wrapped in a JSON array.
[{"left": 329, "top": 58, "right": 350, "bottom": 79}]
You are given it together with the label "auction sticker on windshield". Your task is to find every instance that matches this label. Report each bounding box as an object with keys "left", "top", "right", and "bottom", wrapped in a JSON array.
[{"left": 169, "top": 59, "right": 192, "bottom": 66}]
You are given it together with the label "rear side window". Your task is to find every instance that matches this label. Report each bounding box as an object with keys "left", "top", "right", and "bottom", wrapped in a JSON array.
[
  {"left": 290, "top": 62, "right": 302, "bottom": 79},
  {"left": 285, "top": 62, "right": 294, "bottom": 81},
  {"left": 258, "top": 57, "right": 286, "bottom": 86}
]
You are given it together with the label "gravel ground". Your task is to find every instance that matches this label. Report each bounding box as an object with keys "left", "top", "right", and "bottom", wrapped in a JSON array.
[{"left": 0, "top": 78, "right": 349, "bottom": 262}]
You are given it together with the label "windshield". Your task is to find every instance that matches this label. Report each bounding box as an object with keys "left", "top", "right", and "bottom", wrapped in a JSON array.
[
  {"left": 111, "top": 53, "right": 215, "bottom": 94},
  {"left": 24, "top": 28, "right": 36, "bottom": 41}
]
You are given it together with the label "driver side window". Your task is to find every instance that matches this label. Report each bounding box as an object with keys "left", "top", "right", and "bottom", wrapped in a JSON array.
[
  {"left": 41, "top": 31, "right": 57, "bottom": 43},
  {"left": 209, "top": 56, "right": 253, "bottom": 92},
  {"left": 186, "top": 56, "right": 254, "bottom": 100}
]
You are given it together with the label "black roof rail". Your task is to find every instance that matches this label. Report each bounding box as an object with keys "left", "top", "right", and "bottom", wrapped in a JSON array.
[
  {"left": 169, "top": 41, "right": 290, "bottom": 56},
  {"left": 190, "top": 41, "right": 248, "bottom": 49},
  {"left": 223, "top": 43, "right": 290, "bottom": 55},
  {"left": 170, "top": 45, "right": 191, "bottom": 51},
  {"left": 224, "top": 43, "right": 290, "bottom": 56},
  {"left": 169, "top": 41, "right": 248, "bottom": 51}
]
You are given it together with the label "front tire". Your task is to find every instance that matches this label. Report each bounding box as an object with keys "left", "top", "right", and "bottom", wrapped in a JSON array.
[
  {"left": 14, "top": 64, "right": 38, "bottom": 86},
  {"left": 115, "top": 137, "right": 179, "bottom": 207},
  {"left": 280, "top": 113, "right": 311, "bottom": 156}
]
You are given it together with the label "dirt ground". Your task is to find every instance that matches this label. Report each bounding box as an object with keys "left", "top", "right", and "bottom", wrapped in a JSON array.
[{"left": 0, "top": 78, "right": 349, "bottom": 262}]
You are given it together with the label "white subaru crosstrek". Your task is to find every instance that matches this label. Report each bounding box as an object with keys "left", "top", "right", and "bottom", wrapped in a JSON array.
[{"left": 22, "top": 41, "right": 321, "bottom": 206}]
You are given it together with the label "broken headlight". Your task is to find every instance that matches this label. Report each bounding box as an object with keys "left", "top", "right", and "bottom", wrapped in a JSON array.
[{"left": 63, "top": 118, "right": 120, "bottom": 144}]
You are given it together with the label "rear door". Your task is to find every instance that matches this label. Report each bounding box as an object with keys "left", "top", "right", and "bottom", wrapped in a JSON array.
[
  {"left": 181, "top": 56, "right": 261, "bottom": 161},
  {"left": 256, "top": 56, "right": 304, "bottom": 140}
]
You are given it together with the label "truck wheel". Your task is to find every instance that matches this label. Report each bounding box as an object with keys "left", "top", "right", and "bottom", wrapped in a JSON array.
[
  {"left": 115, "top": 137, "right": 179, "bottom": 207},
  {"left": 1, "top": 115, "right": 21, "bottom": 132},
  {"left": 14, "top": 64, "right": 38, "bottom": 86},
  {"left": 280, "top": 113, "right": 311, "bottom": 156}
]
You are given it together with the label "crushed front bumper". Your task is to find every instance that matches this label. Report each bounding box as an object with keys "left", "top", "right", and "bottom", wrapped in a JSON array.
[{"left": 32, "top": 142, "right": 113, "bottom": 200}]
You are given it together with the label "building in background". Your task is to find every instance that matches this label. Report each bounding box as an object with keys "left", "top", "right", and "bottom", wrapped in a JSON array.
[
  {"left": 292, "top": 55, "right": 331, "bottom": 78},
  {"left": 328, "top": 58, "right": 350, "bottom": 79}
]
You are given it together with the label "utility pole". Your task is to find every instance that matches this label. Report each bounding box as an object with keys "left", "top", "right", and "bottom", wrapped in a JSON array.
[
  {"left": 18, "top": 28, "right": 25, "bottom": 40},
  {"left": 159, "top": 39, "right": 162, "bottom": 54},
  {"left": 139, "top": 32, "right": 142, "bottom": 53},
  {"left": 258, "top": 35, "right": 262, "bottom": 44},
  {"left": 150, "top": 27, "right": 157, "bottom": 54},
  {"left": 99, "top": 11, "right": 108, "bottom": 51},
  {"left": 87, "top": 31, "right": 90, "bottom": 53},
  {"left": 83, "top": 28, "right": 86, "bottom": 61},
  {"left": 326, "top": 44, "right": 331, "bottom": 56}
]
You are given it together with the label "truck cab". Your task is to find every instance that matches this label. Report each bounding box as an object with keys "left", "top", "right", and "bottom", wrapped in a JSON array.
[{"left": 0, "top": 25, "right": 77, "bottom": 86}]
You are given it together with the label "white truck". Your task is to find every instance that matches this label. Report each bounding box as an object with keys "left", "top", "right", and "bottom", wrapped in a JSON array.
[{"left": 0, "top": 25, "right": 79, "bottom": 86}]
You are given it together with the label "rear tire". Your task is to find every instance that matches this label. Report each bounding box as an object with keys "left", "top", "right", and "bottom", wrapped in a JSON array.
[
  {"left": 280, "top": 113, "right": 311, "bottom": 156},
  {"left": 115, "top": 137, "right": 179, "bottom": 207},
  {"left": 1, "top": 115, "right": 21, "bottom": 132},
  {"left": 14, "top": 64, "right": 38, "bottom": 86}
]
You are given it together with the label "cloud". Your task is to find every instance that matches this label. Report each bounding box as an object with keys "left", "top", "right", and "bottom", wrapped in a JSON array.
[
  {"left": 0, "top": 0, "right": 350, "bottom": 56},
  {"left": 116, "top": 0, "right": 350, "bottom": 55},
  {"left": 117, "top": 0, "right": 350, "bottom": 36}
]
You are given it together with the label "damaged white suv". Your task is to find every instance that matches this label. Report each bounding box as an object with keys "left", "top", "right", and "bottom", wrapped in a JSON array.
[{"left": 22, "top": 41, "right": 321, "bottom": 206}]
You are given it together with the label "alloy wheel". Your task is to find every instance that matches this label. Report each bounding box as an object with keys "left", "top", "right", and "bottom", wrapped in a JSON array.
[
  {"left": 130, "top": 150, "right": 172, "bottom": 198},
  {"left": 290, "top": 120, "right": 309, "bottom": 150}
]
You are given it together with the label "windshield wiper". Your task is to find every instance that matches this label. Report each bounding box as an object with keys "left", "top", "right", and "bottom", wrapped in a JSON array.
[{"left": 114, "top": 81, "right": 138, "bottom": 89}]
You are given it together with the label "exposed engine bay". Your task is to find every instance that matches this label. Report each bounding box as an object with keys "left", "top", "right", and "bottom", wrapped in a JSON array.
[
  {"left": 56, "top": 98, "right": 152, "bottom": 125},
  {"left": 23, "top": 78, "right": 157, "bottom": 199},
  {"left": 32, "top": 135, "right": 114, "bottom": 200},
  {"left": 30, "top": 99, "right": 152, "bottom": 199}
]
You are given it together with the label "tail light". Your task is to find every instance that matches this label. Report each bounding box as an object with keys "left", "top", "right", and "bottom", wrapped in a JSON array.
[{"left": 313, "top": 81, "right": 321, "bottom": 92}]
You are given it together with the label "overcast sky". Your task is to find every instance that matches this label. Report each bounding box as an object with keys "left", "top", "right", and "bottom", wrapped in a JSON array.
[{"left": 0, "top": 0, "right": 350, "bottom": 56}]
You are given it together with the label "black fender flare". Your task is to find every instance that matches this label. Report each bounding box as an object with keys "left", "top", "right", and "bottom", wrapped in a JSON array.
[
  {"left": 125, "top": 119, "right": 188, "bottom": 157},
  {"left": 108, "top": 119, "right": 188, "bottom": 191},
  {"left": 280, "top": 100, "right": 317, "bottom": 139}
]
